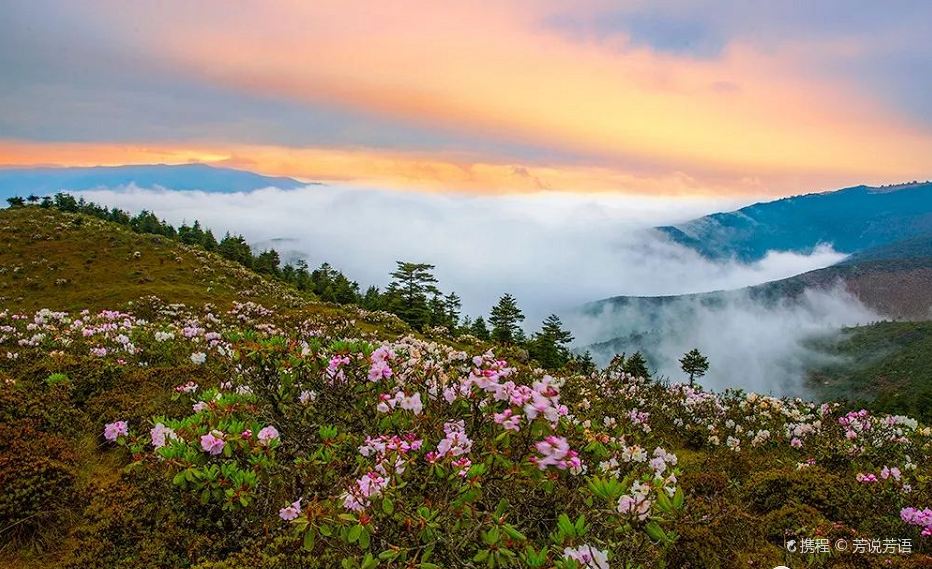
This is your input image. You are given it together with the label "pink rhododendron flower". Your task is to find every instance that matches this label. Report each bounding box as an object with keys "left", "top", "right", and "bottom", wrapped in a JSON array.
[
  {"left": 399, "top": 392, "right": 423, "bottom": 415},
  {"left": 368, "top": 359, "right": 392, "bottom": 382},
  {"left": 493, "top": 408, "right": 522, "bottom": 432},
  {"left": 563, "top": 544, "right": 609, "bottom": 569},
  {"left": 531, "top": 436, "right": 582, "bottom": 473},
  {"left": 200, "top": 430, "right": 225, "bottom": 455},
  {"left": 342, "top": 471, "right": 389, "bottom": 512},
  {"left": 378, "top": 390, "right": 424, "bottom": 415},
  {"left": 104, "top": 420, "right": 128, "bottom": 442},
  {"left": 900, "top": 507, "right": 932, "bottom": 536},
  {"left": 880, "top": 466, "right": 902, "bottom": 481},
  {"left": 327, "top": 354, "right": 351, "bottom": 383},
  {"left": 257, "top": 425, "right": 280, "bottom": 445},
  {"left": 174, "top": 381, "right": 198, "bottom": 393},
  {"left": 617, "top": 483, "right": 653, "bottom": 521},
  {"left": 279, "top": 499, "right": 302, "bottom": 521},
  {"left": 149, "top": 423, "right": 175, "bottom": 449},
  {"left": 435, "top": 420, "right": 472, "bottom": 457}
]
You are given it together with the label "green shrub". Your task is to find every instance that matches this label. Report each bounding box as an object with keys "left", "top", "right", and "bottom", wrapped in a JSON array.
[
  {"left": 745, "top": 467, "right": 865, "bottom": 524},
  {"left": 0, "top": 422, "right": 81, "bottom": 545},
  {"left": 760, "top": 503, "right": 827, "bottom": 544}
]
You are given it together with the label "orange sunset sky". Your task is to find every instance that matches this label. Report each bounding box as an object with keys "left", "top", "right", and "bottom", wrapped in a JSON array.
[{"left": 1, "top": 1, "right": 930, "bottom": 196}]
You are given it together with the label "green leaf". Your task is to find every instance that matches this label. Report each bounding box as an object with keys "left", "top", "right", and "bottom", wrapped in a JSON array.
[
  {"left": 502, "top": 525, "right": 527, "bottom": 541},
  {"left": 348, "top": 524, "right": 362, "bottom": 543},
  {"left": 574, "top": 515, "right": 586, "bottom": 534},
  {"left": 557, "top": 514, "right": 575, "bottom": 537},
  {"left": 382, "top": 497, "right": 395, "bottom": 515},
  {"left": 303, "top": 528, "right": 316, "bottom": 551},
  {"left": 483, "top": 526, "right": 501, "bottom": 545},
  {"left": 358, "top": 526, "right": 370, "bottom": 549},
  {"left": 644, "top": 521, "right": 668, "bottom": 543},
  {"left": 672, "top": 487, "right": 685, "bottom": 510}
]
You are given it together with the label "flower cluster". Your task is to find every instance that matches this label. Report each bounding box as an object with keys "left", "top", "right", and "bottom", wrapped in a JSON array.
[
  {"left": 426, "top": 420, "right": 473, "bottom": 476},
  {"left": 531, "top": 436, "right": 583, "bottom": 473},
  {"left": 901, "top": 507, "right": 932, "bottom": 537}
]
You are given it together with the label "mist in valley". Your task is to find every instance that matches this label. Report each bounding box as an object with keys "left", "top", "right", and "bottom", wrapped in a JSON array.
[{"left": 73, "top": 183, "right": 877, "bottom": 395}]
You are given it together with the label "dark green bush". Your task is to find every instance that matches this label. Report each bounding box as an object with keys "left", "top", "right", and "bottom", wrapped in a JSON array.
[
  {"left": 0, "top": 421, "right": 81, "bottom": 544},
  {"left": 745, "top": 467, "right": 865, "bottom": 524}
]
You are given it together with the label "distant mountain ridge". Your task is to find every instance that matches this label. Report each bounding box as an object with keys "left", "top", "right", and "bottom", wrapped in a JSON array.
[
  {"left": 585, "top": 232, "right": 932, "bottom": 322},
  {"left": 0, "top": 163, "right": 310, "bottom": 198},
  {"left": 657, "top": 182, "right": 932, "bottom": 261}
]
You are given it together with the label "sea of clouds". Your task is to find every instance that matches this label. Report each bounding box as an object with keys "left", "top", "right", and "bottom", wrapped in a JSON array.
[{"left": 73, "top": 183, "right": 875, "bottom": 394}]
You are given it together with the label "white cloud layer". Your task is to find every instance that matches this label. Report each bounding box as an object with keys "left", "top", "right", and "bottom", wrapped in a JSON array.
[
  {"left": 73, "top": 184, "right": 872, "bottom": 394},
  {"left": 572, "top": 286, "right": 879, "bottom": 396}
]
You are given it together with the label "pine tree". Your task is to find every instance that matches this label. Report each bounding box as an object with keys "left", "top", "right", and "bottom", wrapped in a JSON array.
[
  {"left": 218, "top": 234, "right": 254, "bottom": 267},
  {"left": 385, "top": 262, "right": 439, "bottom": 329},
  {"left": 529, "top": 314, "right": 574, "bottom": 370},
  {"left": 623, "top": 351, "right": 650, "bottom": 379},
  {"left": 469, "top": 316, "right": 491, "bottom": 341},
  {"left": 428, "top": 294, "right": 447, "bottom": 328},
  {"left": 254, "top": 249, "right": 281, "bottom": 275},
  {"left": 202, "top": 229, "right": 218, "bottom": 251},
  {"left": 489, "top": 293, "right": 525, "bottom": 344},
  {"left": 568, "top": 350, "right": 596, "bottom": 375},
  {"left": 679, "top": 348, "right": 709, "bottom": 386},
  {"left": 443, "top": 292, "right": 462, "bottom": 331},
  {"left": 362, "top": 286, "right": 382, "bottom": 311}
]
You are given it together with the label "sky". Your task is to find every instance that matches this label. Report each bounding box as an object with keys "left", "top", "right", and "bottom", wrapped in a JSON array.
[{"left": 1, "top": 0, "right": 931, "bottom": 197}]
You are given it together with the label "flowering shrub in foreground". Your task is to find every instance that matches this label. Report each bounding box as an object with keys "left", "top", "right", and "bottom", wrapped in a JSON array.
[
  {"left": 1, "top": 299, "right": 929, "bottom": 567},
  {"left": 103, "top": 331, "right": 689, "bottom": 566}
]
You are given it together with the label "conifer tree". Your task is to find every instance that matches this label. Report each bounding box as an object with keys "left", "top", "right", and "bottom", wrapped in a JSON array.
[
  {"left": 469, "top": 316, "right": 491, "bottom": 341},
  {"left": 218, "top": 234, "right": 253, "bottom": 267},
  {"left": 362, "top": 286, "right": 382, "bottom": 311},
  {"left": 255, "top": 249, "right": 281, "bottom": 275},
  {"left": 385, "top": 262, "right": 439, "bottom": 329},
  {"left": 428, "top": 294, "right": 447, "bottom": 328},
  {"left": 444, "top": 292, "right": 462, "bottom": 331},
  {"left": 680, "top": 348, "right": 710, "bottom": 386},
  {"left": 489, "top": 293, "right": 525, "bottom": 344},
  {"left": 529, "top": 314, "right": 574, "bottom": 370},
  {"left": 623, "top": 351, "right": 650, "bottom": 379}
]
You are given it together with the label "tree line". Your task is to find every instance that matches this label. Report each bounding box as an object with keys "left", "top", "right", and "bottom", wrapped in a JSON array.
[{"left": 6, "top": 193, "right": 711, "bottom": 379}]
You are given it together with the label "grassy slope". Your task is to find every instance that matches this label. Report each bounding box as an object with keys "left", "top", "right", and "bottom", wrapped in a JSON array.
[
  {"left": 808, "top": 321, "right": 932, "bottom": 421},
  {"left": 0, "top": 207, "right": 312, "bottom": 312},
  {"left": 0, "top": 207, "right": 413, "bottom": 569}
]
